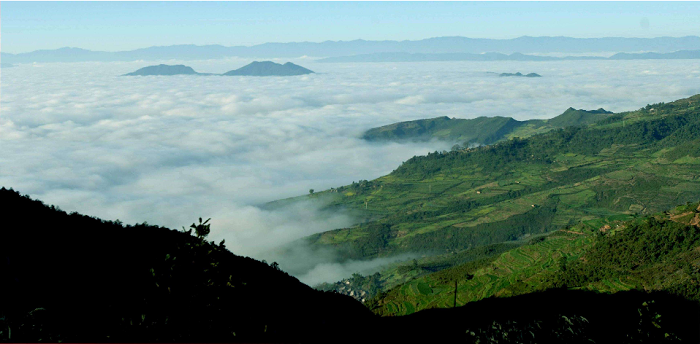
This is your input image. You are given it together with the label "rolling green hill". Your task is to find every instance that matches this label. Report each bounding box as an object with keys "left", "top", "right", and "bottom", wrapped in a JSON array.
[
  {"left": 276, "top": 94, "right": 700, "bottom": 302},
  {"left": 307, "top": 95, "right": 700, "bottom": 263},
  {"left": 361, "top": 107, "right": 613, "bottom": 146}
]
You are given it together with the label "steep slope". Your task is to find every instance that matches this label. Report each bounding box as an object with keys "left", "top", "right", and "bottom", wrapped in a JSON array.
[
  {"left": 299, "top": 95, "right": 700, "bottom": 264},
  {"left": 0, "top": 188, "right": 373, "bottom": 343},
  {"left": 362, "top": 116, "right": 522, "bottom": 145},
  {"left": 362, "top": 107, "right": 613, "bottom": 146},
  {"left": 222, "top": 61, "right": 314, "bottom": 76},
  {"left": 546, "top": 107, "right": 613, "bottom": 128}
]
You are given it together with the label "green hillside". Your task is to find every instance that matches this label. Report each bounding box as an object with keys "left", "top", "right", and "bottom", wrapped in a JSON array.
[
  {"left": 270, "top": 94, "right": 700, "bottom": 304},
  {"left": 361, "top": 107, "right": 614, "bottom": 145},
  {"left": 367, "top": 201, "right": 700, "bottom": 318},
  {"left": 546, "top": 107, "right": 613, "bottom": 128},
  {"left": 306, "top": 95, "right": 700, "bottom": 263}
]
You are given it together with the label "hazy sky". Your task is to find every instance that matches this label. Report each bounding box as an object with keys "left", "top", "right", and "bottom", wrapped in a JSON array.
[{"left": 3, "top": 2, "right": 700, "bottom": 53}]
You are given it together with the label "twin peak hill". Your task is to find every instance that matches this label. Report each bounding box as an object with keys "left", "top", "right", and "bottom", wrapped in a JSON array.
[{"left": 123, "top": 61, "right": 314, "bottom": 76}]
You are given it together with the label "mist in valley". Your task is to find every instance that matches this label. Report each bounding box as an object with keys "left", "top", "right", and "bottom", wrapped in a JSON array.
[{"left": 2, "top": 58, "right": 700, "bottom": 284}]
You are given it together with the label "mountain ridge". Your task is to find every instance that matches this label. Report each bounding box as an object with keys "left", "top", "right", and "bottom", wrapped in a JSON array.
[
  {"left": 122, "top": 61, "right": 313, "bottom": 77},
  {"left": 318, "top": 49, "right": 700, "bottom": 63},
  {"left": 4, "top": 36, "right": 700, "bottom": 63},
  {"left": 361, "top": 107, "right": 614, "bottom": 146}
]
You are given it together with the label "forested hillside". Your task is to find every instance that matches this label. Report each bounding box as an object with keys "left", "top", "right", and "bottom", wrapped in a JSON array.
[
  {"left": 283, "top": 94, "right": 700, "bottom": 303},
  {"left": 361, "top": 107, "right": 613, "bottom": 145},
  {"left": 307, "top": 95, "right": 700, "bottom": 258},
  {"left": 367, "top": 201, "right": 700, "bottom": 317}
]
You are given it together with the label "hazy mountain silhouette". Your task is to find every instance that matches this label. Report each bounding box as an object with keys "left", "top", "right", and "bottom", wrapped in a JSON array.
[
  {"left": 499, "top": 72, "right": 542, "bottom": 77},
  {"left": 318, "top": 50, "right": 700, "bottom": 63},
  {"left": 122, "top": 62, "right": 313, "bottom": 77},
  {"left": 222, "top": 61, "right": 314, "bottom": 76},
  {"left": 4, "top": 36, "right": 700, "bottom": 63},
  {"left": 123, "top": 64, "right": 204, "bottom": 76}
]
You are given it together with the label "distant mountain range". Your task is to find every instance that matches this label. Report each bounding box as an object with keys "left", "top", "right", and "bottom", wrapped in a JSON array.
[
  {"left": 3, "top": 36, "right": 700, "bottom": 63},
  {"left": 317, "top": 50, "right": 700, "bottom": 63},
  {"left": 123, "top": 62, "right": 313, "bottom": 76}
]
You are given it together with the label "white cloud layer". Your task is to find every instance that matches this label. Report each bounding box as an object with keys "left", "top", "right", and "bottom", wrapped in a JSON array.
[{"left": 2, "top": 58, "right": 700, "bottom": 284}]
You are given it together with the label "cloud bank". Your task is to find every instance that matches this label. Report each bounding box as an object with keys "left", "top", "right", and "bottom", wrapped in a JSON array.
[{"left": 2, "top": 58, "right": 700, "bottom": 284}]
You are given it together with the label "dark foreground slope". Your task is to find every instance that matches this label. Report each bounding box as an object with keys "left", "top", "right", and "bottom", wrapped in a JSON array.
[
  {"left": 1, "top": 189, "right": 699, "bottom": 342},
  {"left": 385, "top": 289, "right": 700, "bottom": 343},
  {"left": 0, "top": 188, "right": 373, "bottom": 343}
]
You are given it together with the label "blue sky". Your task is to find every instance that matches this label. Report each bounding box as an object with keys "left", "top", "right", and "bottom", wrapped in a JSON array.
[{"left": 2, "top": 1, "right": 700, "bottom": 53}]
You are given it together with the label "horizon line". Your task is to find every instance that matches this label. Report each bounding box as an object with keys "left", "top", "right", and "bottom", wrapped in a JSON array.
[{"left": 4, "top": 34, "right": 700, "bottom": 55}]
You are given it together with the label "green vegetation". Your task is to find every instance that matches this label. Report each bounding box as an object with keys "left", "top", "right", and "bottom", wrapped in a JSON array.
[
  {"left": 367, "top": 229, "right": 594, "bottom": 316},
  {"left": 367, "top": 201, "right": 700, "bottom": 320},
  {"left": 361, "top": 107, "right": 613, "bottom": 145},
  {"left": 290, "top": 94, "right": 700, "bottom": 318},
  {"left": 303, "top": 95, "right": 700, "bottom": 265},
  {"left": 316, "top": 242, "right": 521, "bottom": 301}
]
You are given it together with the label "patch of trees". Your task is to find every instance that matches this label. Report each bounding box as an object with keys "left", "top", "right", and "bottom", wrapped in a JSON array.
[
  {"left": 329, "top": 199, "right": 561, "bottom": 261},
  {"left": 392, "top": 108, "right": 700, "bottom": 178},
  {"left": 559, "top": 211, "right": 700, "bottom": 302}
]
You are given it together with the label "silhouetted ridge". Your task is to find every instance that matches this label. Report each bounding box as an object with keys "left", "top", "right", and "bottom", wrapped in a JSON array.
[{"left": 0, "top": 188, "right": 373, "bottom": 342}]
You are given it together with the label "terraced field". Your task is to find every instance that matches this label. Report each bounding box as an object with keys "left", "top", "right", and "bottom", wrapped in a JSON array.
[
  {"left": 369, "top": 230, "right": 596, "bottom": 316},
  {"left": 296, "top": 96, "right": 700, "bottom": 263},
  {"left": 272, "top": 95, "right": 700, "bottom": 307},
  {"left": 370, "top": 201, "right": 700, "bottom": 316}
]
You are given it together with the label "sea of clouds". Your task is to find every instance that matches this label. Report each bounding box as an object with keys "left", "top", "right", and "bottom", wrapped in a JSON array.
[{"left": 2, "top": 58, "right": 700, "bottom": 284}]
